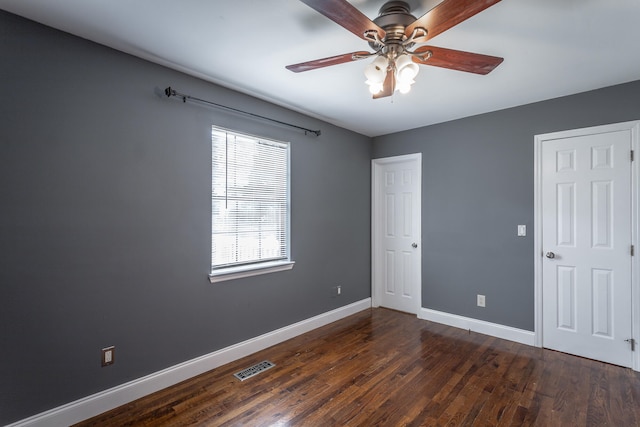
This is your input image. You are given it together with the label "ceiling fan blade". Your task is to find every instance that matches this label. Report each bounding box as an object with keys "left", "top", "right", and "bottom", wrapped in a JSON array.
[
  {"left": 373, "top": 71, "right": 395, "bottom": 99},
  {"left": 298, "top": 0, "right": 385, "bottom": 41},
  {"left": 286, "top": 51, "right": 372, "bottom": 73},
  {"left": 405, "top": 0, "right": 502, "bottom": 43},
  {"left": 412, "top": 46, "right": 503, "bottom": 75}
]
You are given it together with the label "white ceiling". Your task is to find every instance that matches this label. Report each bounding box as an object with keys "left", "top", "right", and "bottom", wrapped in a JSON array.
[{"left": 2, "top": 0, "right": 640, "bottom": 137}]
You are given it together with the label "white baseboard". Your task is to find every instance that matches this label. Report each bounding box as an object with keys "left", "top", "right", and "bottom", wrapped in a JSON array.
[
  {"left": 419, "top": 308, "right": 536, "bottom": 346},
  {"left": 9, "top": 298, "right": 372, "bottom": 427}
]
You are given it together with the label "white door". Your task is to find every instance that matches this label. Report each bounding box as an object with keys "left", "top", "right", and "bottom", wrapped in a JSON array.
[
  {"left": 372, "top": 154, "right": 421, "bottom": 314},
  {"left": 539, "top": 125, "right": 634, "bottom": 367}
]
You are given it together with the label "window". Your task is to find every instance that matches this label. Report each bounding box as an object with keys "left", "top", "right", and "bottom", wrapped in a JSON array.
[{"left": 209, "top": 126, "right": 294, "bottom": 283}]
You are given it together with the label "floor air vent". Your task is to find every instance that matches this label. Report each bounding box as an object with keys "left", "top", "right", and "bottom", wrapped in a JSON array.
[{"left": 233, "top": 360, "right": 275, "bottom": 381}]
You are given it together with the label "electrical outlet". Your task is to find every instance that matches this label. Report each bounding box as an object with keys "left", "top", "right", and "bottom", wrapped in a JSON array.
[
  {"left": 101, "top": 346, "right": 115, "bottom": 367},
  {"left": 332, "top": 285, "right": 342, "bottom": 297},
  {"left": 477, "top": 295, "right": 486, "bottom": 308},
  {"left": 337, "top": 285, "right": 341, "bottom": 296}
]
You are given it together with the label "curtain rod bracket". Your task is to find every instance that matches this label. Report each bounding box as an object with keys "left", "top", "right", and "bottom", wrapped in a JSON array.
[{"left": 163, "top": 86, "right": 321, "bottom": 137}]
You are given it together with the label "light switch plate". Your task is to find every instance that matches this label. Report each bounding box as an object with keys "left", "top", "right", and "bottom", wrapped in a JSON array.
[{"left": 517, "top": 225, "right": 526, "bottom": 237}]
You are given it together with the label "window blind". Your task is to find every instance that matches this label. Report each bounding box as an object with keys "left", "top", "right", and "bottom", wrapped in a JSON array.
[{"left": 211, "top": 127, "right": 290, "bottom": 270}]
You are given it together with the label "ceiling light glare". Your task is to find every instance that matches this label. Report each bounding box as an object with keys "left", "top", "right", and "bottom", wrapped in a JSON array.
[
  {"left": 367, "top": 81, "right": 384, "bottom": 94},
  {"left": 397, "top": 81, "right": 412, "bottom": 94}
]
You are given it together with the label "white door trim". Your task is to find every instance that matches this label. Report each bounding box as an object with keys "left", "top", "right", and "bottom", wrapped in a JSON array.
[
  {"left": 371, "top": 153, "right": 422, "bottom": 314},
  {"left": 534, "top": 120, "right": 640, "bottom": 371}
]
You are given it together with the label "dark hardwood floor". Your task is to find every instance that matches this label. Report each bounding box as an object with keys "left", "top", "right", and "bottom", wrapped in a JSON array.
[{"left": 75, "top": 308, "right": 640, "bottom": 426}]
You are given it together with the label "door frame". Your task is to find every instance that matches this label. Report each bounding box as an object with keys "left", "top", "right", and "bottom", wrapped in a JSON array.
[
  {"left": 371, "top": 153, "right": 422, "bottom": 314},
  {"left": 534, "top": 120, "right": 640, "bottom": 371}
]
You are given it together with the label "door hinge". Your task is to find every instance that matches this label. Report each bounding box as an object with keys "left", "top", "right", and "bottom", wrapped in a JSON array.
[
  {"left": 632, "top": 150, "right": 635, "bottom": 161},
  {"left": 632, "top": 245, "right": 635, "bottom": 256},
  {"left": 626, "top": 338, "right": 636, "bottom": 351}
]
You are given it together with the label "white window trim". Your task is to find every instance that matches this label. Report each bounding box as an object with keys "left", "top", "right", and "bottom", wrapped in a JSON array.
[{"left": 208, "top": 260, "right": 295, "bottom": 284}]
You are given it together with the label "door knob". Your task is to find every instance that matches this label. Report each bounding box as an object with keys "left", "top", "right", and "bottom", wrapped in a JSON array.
[
  {"left": 412, "top": 243, "right": 418, "bottom": 248},
  {"left": 545, "top": 252, "right": 555, "bottom": 259}
]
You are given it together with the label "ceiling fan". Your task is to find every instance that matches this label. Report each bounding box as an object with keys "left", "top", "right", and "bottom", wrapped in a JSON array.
[{"left": 286, "top": 0, "right": 504, "bottom": 98}]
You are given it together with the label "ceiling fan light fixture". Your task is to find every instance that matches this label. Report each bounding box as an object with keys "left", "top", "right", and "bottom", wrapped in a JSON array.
[
  {"left": 288, "top": 0, "right": 504, "bottom": 100},
  {"left": 395, "top": 54, "right": 419, "bottom": 82}
]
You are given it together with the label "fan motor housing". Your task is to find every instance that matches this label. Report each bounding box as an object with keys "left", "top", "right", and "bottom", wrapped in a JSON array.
[{"left": 371, "top": 1, "right": 417, "bottom": 47}]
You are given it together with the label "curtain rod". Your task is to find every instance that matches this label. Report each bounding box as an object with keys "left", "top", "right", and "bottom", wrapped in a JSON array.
[{"left": 164, "top": 87, "right": 321, "bottom": 137}]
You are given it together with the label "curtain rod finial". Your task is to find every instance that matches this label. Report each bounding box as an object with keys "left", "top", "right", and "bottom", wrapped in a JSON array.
[{"left": 164, "top": 87, "right": 174, "bottom": 97}]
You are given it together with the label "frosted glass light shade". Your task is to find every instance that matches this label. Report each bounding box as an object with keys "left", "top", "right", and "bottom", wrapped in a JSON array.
[
  {"left": 372, "top": 55, "right": 388, "bottom": 69},
  {"left": 364, "top": 56, "right": 389, "bottom": 83},
  {"left": 395, "top": 54, "right": 419, "bottom": 83},
  {"left": 365, "top": 64, "right": 386, "bottom": 83},
  {"left": 398, "top": 63, "right": 419, "bottom": 82}
]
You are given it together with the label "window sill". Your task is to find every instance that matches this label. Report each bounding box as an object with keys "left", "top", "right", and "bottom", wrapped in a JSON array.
[{"left": 208, "top": 260, "right": 295, "bottom": 284}]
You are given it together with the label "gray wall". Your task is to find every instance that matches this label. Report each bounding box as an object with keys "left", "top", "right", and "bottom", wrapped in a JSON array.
[
  {"left": 373, "top": 79, "right": 640, "bottom": 331},
  {"left": 0, "top": 11, "right": 372, "bottom": 425}
]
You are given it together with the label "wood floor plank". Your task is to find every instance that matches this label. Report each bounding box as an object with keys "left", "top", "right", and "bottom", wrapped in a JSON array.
[{"left": 74, "top": 308, "right": 640, "bottom": 426}]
